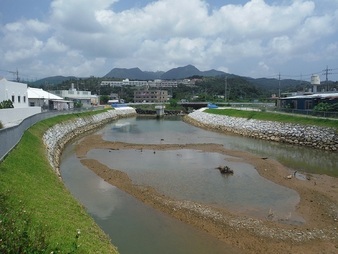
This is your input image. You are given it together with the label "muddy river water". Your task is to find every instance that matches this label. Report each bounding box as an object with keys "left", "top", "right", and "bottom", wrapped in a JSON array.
[{"left": 60, "top": 116, "right": 337, "bottom": 253}]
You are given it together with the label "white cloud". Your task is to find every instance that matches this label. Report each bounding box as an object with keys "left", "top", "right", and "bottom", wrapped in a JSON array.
[
  {"left": 4, "top": 38, "right": 44, "bottom": 62},
  {"left": 44, "top": 37, "right": 68, "bottom": 53},
  {"left": 0, "top": 0, "right": 338, "bottom": 79}
]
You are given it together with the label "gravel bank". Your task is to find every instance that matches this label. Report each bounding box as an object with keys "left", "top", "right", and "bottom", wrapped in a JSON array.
[{"left": 185, "top": 110, "right": 338, "bottom": 151}]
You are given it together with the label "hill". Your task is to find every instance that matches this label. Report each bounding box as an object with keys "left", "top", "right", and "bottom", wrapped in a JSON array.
[
  {"left": 104, "top": 65, "right": 225, "bottom": 80},
  {"left": 104, "top": 67, "right": 163, "bottom": 80},
  {"left": 28, "top": 76, "right": 77, "bottom": 87},
  {"left": 31, "top": 65, "right": 313, "bottom": 95}
]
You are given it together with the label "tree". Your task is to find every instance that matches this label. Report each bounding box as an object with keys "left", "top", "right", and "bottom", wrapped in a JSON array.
[
  {"left": 314, "top": 102, "right": 338, "bottom": 112},
  {"left": 100, "top": 95, "right": 109, "bottom": 104}
]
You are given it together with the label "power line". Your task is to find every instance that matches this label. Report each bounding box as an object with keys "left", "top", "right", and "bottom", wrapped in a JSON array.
[
  {"left": 322, "top": 65, "right": 333, "bottom": 83},
  {"left": 0, "top": 68, "right": 20, "bottom": 81}
]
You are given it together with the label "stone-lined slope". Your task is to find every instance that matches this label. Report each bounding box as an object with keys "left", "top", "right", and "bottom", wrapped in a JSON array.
[
  {"left": 43, "top": 108, "right": 136, "bottom": 176},
  {"left": 185, "top": 110, "right": 338, "bottom": 151}
]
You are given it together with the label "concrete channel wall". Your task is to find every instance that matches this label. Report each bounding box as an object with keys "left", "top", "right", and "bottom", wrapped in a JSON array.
[
  {"left": 43, "top": 108, "right": 136, "bottom": 176},
  {"left": 0, "top": 107, "right": 106, "bottom": 162},
  {"left": 0, "top": 110, "right": 73, "bottom": 161},
  {"left": 186, "top": 110, "right": 338, "bottom": 152}
]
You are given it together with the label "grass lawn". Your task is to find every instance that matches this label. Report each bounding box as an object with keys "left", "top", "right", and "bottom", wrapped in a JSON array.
[
  {"left": 204, "top": 108, "right": 338, "bottom": 130},
  {"left": 0, "top": 111, "right": 118, "bottom": 253}
]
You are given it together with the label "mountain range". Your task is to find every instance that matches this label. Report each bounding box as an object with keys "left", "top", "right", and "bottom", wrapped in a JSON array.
[
  {"left": 104, "top": 64, "right": 226, "bottom": 80},
  {"left": 28, "top": 64, "right": 309, "bottom": 90}
]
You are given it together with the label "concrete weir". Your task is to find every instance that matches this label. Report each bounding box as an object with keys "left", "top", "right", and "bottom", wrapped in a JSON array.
[{"left": 155, "top": 105, "right": 165, "bottom": 118}]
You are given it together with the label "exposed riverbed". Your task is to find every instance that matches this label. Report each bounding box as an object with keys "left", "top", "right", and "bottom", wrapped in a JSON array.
[{"left": 60, "top": 116, "right": 338, "bottom": 253}]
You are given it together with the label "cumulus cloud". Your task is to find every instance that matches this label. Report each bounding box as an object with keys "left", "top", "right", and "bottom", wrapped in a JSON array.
[{"left": 0, "top": 0, "right": 337, "bottom": 79}]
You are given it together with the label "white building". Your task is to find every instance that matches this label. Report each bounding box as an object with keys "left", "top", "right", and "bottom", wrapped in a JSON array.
[
  {"left": 49, "top": 83, "right": 99, "bottom": 108},
  {"left": 0, "top": 78, "right": 41, "bottom": 127},
  {"left": 27, "top": 87, "right": 62, "bottom": 107},
  {"left": 0, "top": 77, "right": 28, "bottom": 108},
  {"left": 101, "top": 79, "right": 148, "bottom": 87},
  {"left": 101, "top": 79, "right": 177, "bottom": 88},
  {"left": 27, "top": 87, "right": 74, "bottom": 110}
]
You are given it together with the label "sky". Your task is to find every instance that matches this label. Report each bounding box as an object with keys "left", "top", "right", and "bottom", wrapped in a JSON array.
[{"left": 0, "top": 0, "right": 338, "bottom": 82}]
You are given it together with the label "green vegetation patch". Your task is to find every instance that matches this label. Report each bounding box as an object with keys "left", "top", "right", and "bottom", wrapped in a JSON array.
[
  {"left": 0, "top": 110, "right": 118, "bottom": 253},
  {"left": 205, "top": 108, "right": 338, "bottom": 130}
]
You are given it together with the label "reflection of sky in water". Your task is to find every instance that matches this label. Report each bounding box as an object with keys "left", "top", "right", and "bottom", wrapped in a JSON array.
[
  {"left": 60, "top": 144, "right": 240, "bottom": 254},
  {"left": 61, "top": 145, "right": 121, "bottom": 219},
  {"left": 100, "top": 117, "right": 338, "bottom": 176},
  {"left": 88, "top": 148, "right": 303, "bottom": 223}
]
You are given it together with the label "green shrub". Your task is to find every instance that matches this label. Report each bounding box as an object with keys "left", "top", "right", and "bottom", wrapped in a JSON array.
[
  {"left": 314, "top": 102, "right": 338, "bottom": 112},
  {"left": 0, "top": 100, "right": 14, "bottom": 109},
  {"left": 0, "top": 121, "right": 3, "bottom": 129}
]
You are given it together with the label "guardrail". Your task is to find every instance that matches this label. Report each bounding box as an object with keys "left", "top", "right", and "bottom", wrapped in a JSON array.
[
  {"left": 275, "top": 108, "right": 338, "bottom": 119},
  {"left": 0, "top": 107, "right": 104, "bottom": 161}
]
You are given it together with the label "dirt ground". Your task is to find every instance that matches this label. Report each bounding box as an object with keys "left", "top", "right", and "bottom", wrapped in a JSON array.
[{"left": 75, "top": 134, "right": 338, "bottom": 254}]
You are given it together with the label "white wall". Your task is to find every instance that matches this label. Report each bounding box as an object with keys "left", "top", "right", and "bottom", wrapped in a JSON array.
[
  {"left": 0, "top": 78, "right": 28, "bottom": 108},
  {"left": 0, "top": 107, "right": 41, "bottom": 127}
]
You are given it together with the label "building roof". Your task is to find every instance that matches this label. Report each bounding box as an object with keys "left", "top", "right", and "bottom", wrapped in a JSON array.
[
  {"left": 27, "top": 87, "right": 63, "bottom": 100},
  {"left": 0, "top": 77, "right": 27, "bottom": 87},
  {"left": 282, "top": 93, "right": 338, "bottom": 100}
]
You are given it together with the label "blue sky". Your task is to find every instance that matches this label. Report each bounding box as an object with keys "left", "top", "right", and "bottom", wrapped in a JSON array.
[{"left": 0, "top": 0, "right": 337, "bottom": 81}]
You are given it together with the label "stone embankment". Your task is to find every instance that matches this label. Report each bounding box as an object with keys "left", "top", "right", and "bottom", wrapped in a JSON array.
[
  {"left": 43, "top": 108, "right": 136, "bottom": 176},
  {"left": 185, "top": 110, "right": 338, "bottom": 151}
]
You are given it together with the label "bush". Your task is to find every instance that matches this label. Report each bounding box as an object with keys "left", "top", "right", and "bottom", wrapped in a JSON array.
[
  {"left": 74, "top": 101, "right": 83, "bottom": 108},
  {"left": 0, "top": 100, "right": 14, "bottom": 109},
  {"left": 313, "top": 102, "right": 338, "bottom": 112},
  {"left": 0, "top": 121, "right": 3, "bottom": 129}
]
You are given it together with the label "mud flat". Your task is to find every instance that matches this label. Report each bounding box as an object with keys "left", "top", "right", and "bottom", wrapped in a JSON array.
[{"left": 76, "top": 134, "right": 338, "bottom": 254}]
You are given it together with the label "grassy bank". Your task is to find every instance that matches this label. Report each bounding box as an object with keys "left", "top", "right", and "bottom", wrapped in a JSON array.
[
  {"left": 0, "top": 111, "right": 118, "bottom": 253},
  {"left": 205, "top": 108, "right": 338, "bottom": 130}
]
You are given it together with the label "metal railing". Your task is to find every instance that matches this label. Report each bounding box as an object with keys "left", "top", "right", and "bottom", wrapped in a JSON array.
[
  {"left": 0, "top": 107, "right": 104, "bottom": 161},
  {"left": 275, "top": 108, "right": 338, "bottom": 119}
]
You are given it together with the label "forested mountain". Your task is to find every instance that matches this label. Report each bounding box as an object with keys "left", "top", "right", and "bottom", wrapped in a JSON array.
[
  {"left": 28, "top": 76, "right": 77, "bottom": 87},
  {"left": 104, "top": 67, "right": 163, "bottom": 80},
  {"left": 29, "top": 64, "right": 321, "bottom": 102},
  {"left": 160, "top": 65, "right": 225, "bottom": 79},
  {"left": 104, "top": 65, "right": 225, "bottom": 80}
]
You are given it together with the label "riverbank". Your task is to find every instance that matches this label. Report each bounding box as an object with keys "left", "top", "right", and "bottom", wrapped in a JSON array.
[
  {"left": 43, "top": 108, "right": 136, "bottom": 176},
  {"left": 185, "top": 110, "right": 338, "bottom": 151},
  {"left": 0, "top": 110, "right": 134, "bottom": 253},
  {"left": 76, "top": 134, "right": 338, "bottom": 254}
]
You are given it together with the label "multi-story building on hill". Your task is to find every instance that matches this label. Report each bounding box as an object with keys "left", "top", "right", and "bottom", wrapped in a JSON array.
[{"left": 134, "top": 89, "right": 168, "bottom": 103}]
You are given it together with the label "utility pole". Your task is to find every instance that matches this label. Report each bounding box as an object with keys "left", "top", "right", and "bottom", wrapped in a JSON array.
[
  {"left": 224, "top": 76, "right": 228, "bottom": 102},
  {"left": 322, "top": 65, "right": 332, "bottom": 91},
  {"left": 8, "top": 69, "right": 20, "bottom": 82},
  {"left": 278, "top": 73, "right": 281, "bottom": 98}
]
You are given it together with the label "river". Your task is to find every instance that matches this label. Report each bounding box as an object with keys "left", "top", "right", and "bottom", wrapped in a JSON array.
[{"left": 60, "top": 116, "right": 337, "bottom": 253}]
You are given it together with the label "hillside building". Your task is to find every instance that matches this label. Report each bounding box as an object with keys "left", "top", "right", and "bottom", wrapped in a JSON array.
[
  {"left": 101, "top": 79, "right": 177, "bottom": 88},
  {"left": 134, "top": 89, "right": 168, "bottom": 103}
]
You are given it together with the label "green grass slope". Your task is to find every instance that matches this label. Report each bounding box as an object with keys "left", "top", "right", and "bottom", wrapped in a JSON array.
[
  {"left": 205, "top": 108, "right": 338, "bottom": 130},
  {"left": 0, "top": 112, "right": 118, "bottom": 253}
]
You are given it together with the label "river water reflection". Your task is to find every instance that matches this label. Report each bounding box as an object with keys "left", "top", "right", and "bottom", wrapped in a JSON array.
[
  {"left": 60, "top": 116, "right": 337, "bottom": 253},
  {"left": 61, "top": 144, "right": 241, "bottom": 254}
]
